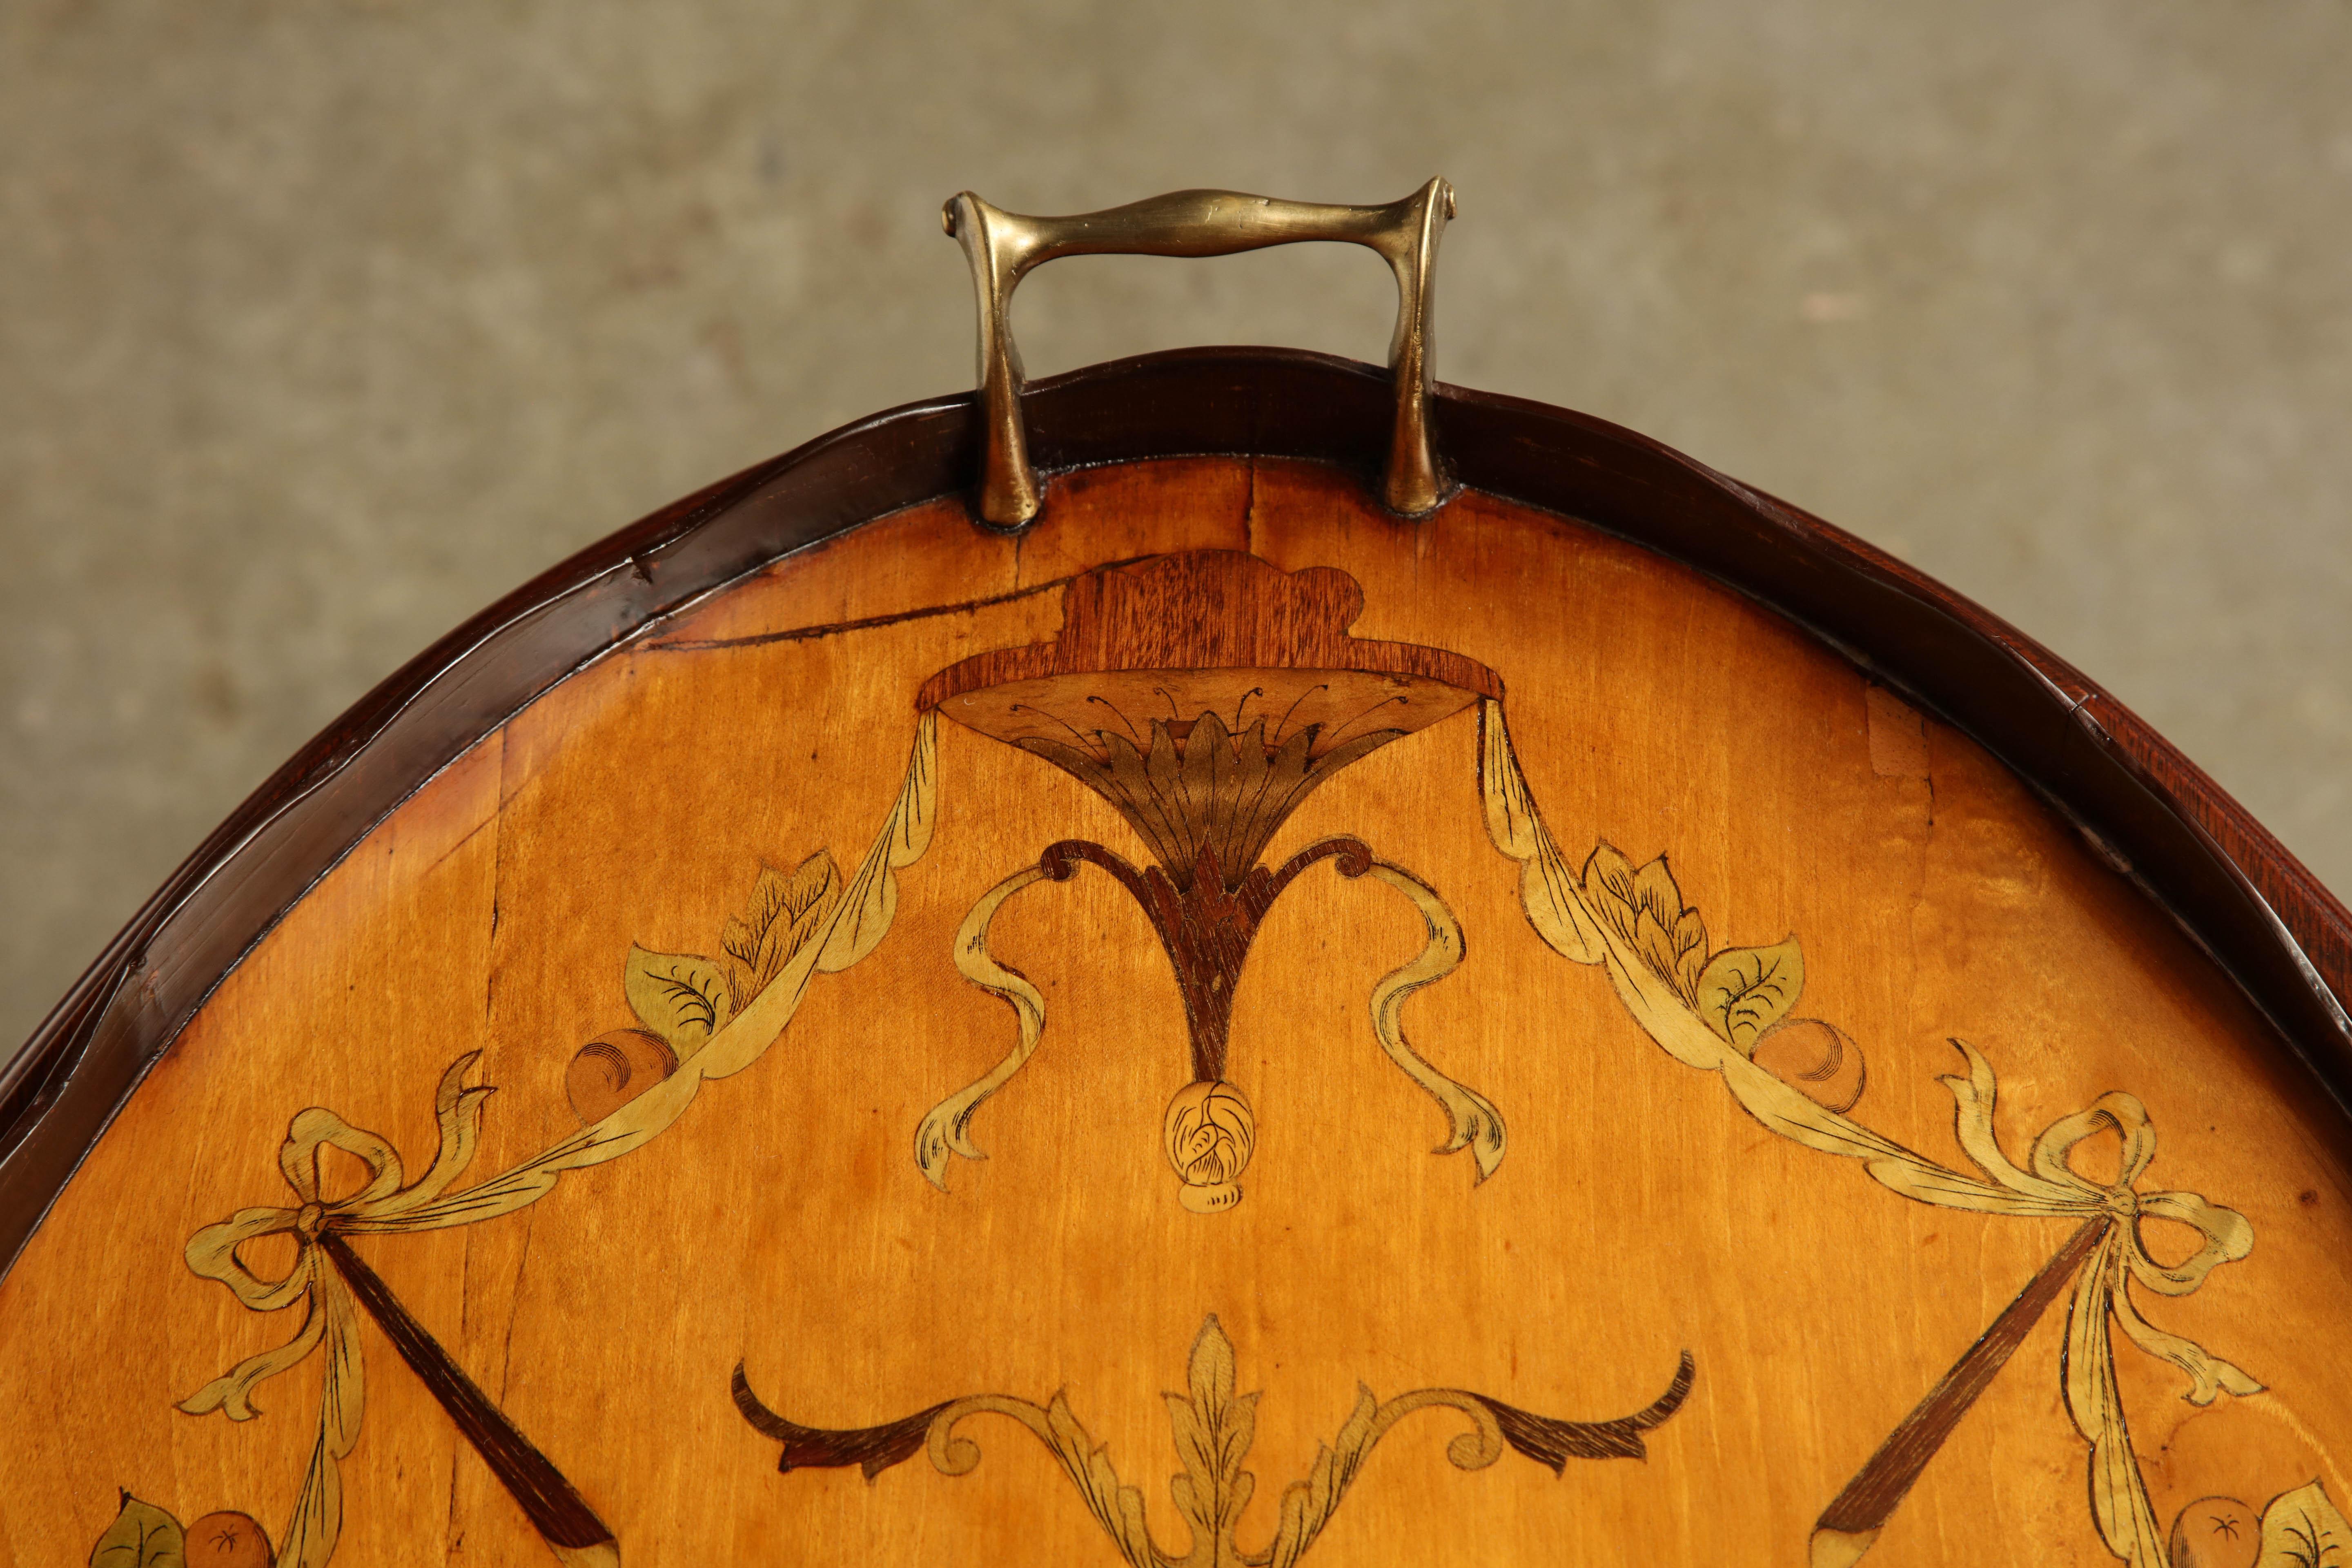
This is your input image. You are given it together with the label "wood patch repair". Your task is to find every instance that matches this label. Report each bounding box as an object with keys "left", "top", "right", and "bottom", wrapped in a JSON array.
[{"left": 1865, "top": 684, "right": 1931, "bottom": 780}]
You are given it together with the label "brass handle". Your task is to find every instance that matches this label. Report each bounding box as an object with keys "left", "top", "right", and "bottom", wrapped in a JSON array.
[{"left": 943, "top": 179, "right": 1457, "bottom": 528}]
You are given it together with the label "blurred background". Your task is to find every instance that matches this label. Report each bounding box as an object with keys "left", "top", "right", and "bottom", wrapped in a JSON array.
[{"left": 3, "top": 0, "right": 2348, "bottom": 1056}]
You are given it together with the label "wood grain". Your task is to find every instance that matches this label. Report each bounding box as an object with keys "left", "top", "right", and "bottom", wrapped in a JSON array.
[
  {"left": 10, "top": 348, "right": 2347, "bottom": 1295},
  {"left": 2, "top": 458, "right": 2347, "bottom": 1567},
  {"left": 915, "top": 548, "right": 1503, "bottom": 708}
]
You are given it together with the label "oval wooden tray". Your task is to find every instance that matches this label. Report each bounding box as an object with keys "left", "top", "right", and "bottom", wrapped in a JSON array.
[{"left": 5, "top": 348, "right": 2346, "bottom": 1568}]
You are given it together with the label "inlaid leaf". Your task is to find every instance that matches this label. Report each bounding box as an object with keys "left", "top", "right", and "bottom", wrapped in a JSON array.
[
  {"left": 1695, "top": 938, "right": 1805, "bottom": 1050},
  {"left": 1167, "top": 1316, "right": 1258, "bottom": 1550},
  {"left": 623, "top": 946, "right": 735, "bottom": 1057},
  {"left": 1633, "top": 911, "right": 1678, "bottom": 996},
  {"left": 1038, "top": 1394, "right": 1156, "bottom": 1568},
  {"left": 1636, "top": 906, "right": 1705, "bottom": 999},
  {"left": 2256, "top": 1481, "right": 2351, "bottom": 1567},
  {"left": 1269, "top": 1385, "right": 1383, "bottom": 1564},
  {"left": 719, "top": 852, "right": 840, "bottom": 1009},
  {"left": 1588, "top": 847, "right": 1706, "bottom": 1000},
  {"left": 1629, "top": 855, "right": 1686, "bottom": 931},
  {"left": 89, "top": 1492, "right": 185, "bottom": 1568},
  {"left": 1671, "top": 909, "right": 1710, "bottom": 1001},
  {"left": 1581, "top": 842, "right": 1640, "bottom": 929}
]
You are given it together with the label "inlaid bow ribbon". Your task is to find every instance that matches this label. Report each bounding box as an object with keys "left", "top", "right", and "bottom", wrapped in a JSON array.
[
  {"left": 2012, "top": 1087, "right": 2260, "bottom": 1566},
  {"left": 177, "top": 1057, "right": 550, "bottom": 1568},
  {"left": 177, "top": 718, "right": 939, "bottom": 1568},
  {"left": 177, "top": 1058, "right": 624, "bottom": 1568},
  {"left": 1932, "top": 1062, "right": 2257, "bottom": 1392},
  {"left": 1799, "top": 1052, "right": 2257, "bottom": 1568},
  {"left": 1478, "top": 697, "right": 2256, "bottom": 1568},
  {"left": 182, "top": 1056, "right": 489, "bottom": 1399}
]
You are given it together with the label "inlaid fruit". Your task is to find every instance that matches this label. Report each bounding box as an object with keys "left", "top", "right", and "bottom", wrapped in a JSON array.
[
  {"left": 1750, "top": 1017, "right": 1866, "bottom": 1113},
  {"left": 2167, "top": 1496, "right": 2259, "bottom": 1568},
  {"left": 185, "top": 1511, "right": 274, "bottom": 1568},
  {"left": 566, "top": 1028, "right": 679, "bottom": 1125}
]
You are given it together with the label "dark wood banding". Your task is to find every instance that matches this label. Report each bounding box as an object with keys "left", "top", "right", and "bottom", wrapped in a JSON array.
[
  {"left": 915, "top": 549, "right": 1502, "bottom": 711},
  {"left": 4, "top": 347, "right": 2345, "bottom": 1278},
  {"left": 1813, "top": 1218, "right": 2109, "bottom": 1539},
  {"left": 1038, "top": 834, "right": 1373, "bottom": 1082},
  {"left": 1468, "top": 1350, "right": 1697, "bottom": 1470},
  {"left": 730, "top": 1367, "right": 956, "bottom": 1483},
  {"left": 318, "top": 1231, "right": 615, "bottom": 1552}
]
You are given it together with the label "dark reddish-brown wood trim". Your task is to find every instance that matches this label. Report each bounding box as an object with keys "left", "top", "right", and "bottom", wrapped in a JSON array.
[
  {"left": 319, "top": 1231, "right": 614, "bottom": 1552},
  {"left": 1036, "top": 833, "right": 1376, "bottom": 1083},
  {"left": 3, "top": 346, "right": 2345, "bottom": 1279},
  {"left": 915, "top": 548, "right": 1503, "bottom": 709},
  {"left": 1813, "top": 1218, "right": 2109, "bottom": 1541}
]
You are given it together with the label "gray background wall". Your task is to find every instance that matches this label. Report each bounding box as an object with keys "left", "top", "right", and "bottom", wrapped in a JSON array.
[{"left": 4, "top": 1, "right": 2348, "bottom": 1058}]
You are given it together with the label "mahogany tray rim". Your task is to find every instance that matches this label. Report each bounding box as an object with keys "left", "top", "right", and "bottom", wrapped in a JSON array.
[{"left": 3, "top": 344, "right": 2344, "bottom": 1280}]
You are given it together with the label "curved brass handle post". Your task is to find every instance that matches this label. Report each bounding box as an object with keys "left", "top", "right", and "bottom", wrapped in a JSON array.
[{"left": 943, "top": 179, "right": 1457, "bottom": 528}]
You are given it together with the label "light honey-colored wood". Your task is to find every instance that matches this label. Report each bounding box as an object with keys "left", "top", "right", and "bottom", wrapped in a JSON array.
[{"left": 4, "top": 458, "right": 2348, "bottom": 1568}]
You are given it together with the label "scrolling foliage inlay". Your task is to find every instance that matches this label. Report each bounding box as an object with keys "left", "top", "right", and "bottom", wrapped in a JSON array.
[
  {"left": 733, "top": 1314, "right": 1693, "bottom": 1568},
  {"left": 1478, "top": 699, "right": 2266, "bottom": 1568},
  {"left": 172, "top": 724, "right": 938, "bottom": 1568},
  {"left": 153, "top": 545, "right": 2326, "bottom": 1568}
]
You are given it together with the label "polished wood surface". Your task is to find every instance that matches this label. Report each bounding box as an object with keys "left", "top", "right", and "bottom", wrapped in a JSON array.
[
  {"left": 3, "top": 458, "right": 2345, "bottom": 1566},
  {"left": 12, "top": 350, "right": 2348, "bottom": 1288}
]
